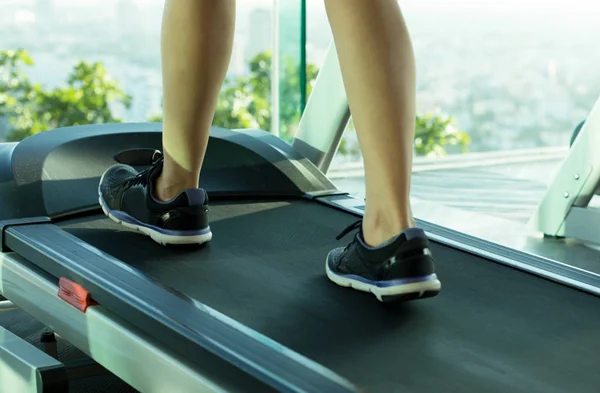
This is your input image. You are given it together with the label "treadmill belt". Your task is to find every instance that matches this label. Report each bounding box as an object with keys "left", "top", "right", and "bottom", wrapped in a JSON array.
[{"left": 59, "top": 199, "right": 600, "bottom": 393}]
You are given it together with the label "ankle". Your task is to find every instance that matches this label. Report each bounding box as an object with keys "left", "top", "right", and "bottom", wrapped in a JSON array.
[
  {"left": 154, "top": 173, "right": 198, "bottom": 202},
  {"left": 362, "top": 211, "right": 415, "bottom": 247}
]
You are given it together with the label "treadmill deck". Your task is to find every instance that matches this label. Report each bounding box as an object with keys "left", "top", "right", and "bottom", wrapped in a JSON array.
[{"left": 58, "top": 199, "right": 600, "bottom": 393}]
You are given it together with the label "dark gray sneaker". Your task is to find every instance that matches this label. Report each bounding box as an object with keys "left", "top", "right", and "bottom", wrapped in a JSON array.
[
  {"left": 326, "top": 220, "right": 441, "bottom": 302},
  {"left": 98, "top": 149, "right": 212, "bottom": 246}
]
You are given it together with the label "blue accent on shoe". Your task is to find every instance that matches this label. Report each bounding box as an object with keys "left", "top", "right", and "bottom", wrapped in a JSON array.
[
  {"left": 328, "top": 271, "right": 439, "bottom": 288},
  {"left": 109, "top": 209, "right": 211, "bottom": 237},
  {"left": 326, "top": 220, "right": 440, "bottom": 301}
]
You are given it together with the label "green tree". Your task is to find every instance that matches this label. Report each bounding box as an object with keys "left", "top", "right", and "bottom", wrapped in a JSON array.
[
  {"left": 150, "top": 51, "right": 319, "bottom": 141},
  {"left": 0, "top": 49, "right": 131, "bottom": 142},
  {"left": 2, "top": 48, "right": 470, "bottom": 157},
  {"left": 414, "top": 112, "right": 471, "bottom": 156},
  {"left": 151, "top": 50, "right": 470, "bottom": 157}
]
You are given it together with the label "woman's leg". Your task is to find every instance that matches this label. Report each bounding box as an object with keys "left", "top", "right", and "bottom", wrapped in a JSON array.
[
  {"left": 99, "top": 0, "right": 235, "bottom": 246},
  {"left": 325, "top": 0, "right": 416, "bottom": 247},
  {"left": 157, "top": 0, "right": 236, "bottom": 201},
  {"left": 324, "top": 0, "right": 441, "bottom": 301}
]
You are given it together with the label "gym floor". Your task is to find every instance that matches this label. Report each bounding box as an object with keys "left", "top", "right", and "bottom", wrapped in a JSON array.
[{"left": 332, "top": 150, "right": 600, "bottom": 276}]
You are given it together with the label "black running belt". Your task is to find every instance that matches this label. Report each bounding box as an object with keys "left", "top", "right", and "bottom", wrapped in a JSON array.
[{"left": 59, "top": 199, "right": 600, "bottom": 393}]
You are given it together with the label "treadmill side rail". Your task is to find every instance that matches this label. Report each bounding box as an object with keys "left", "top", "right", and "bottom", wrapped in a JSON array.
[
  {"left": 0, "top": 217, "right": 52, "bottom": 252},
  {"left": 3, "top": 222, "right": 361, "bottom": 393},
  {"left": 0, "top": 324, "right": 69, "bottom": 393},
  {"left": 292, "top": 42, "right": 350, "bottom": 174},
  {"left": 0, "top": 252, "right": 234, "bottom": 393}
]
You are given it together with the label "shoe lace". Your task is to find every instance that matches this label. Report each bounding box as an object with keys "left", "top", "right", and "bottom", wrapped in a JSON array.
[
  {"left": 336, "top": 219, "right": 363, "bottom": 251},
  {"left": 336, "top": 219, "right": 362, "bottom": 240},
  {"left": 113, "top": 148, "right": 164, "bottom": 187}
]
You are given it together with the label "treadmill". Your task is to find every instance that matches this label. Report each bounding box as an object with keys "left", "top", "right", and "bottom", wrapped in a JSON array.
[
  {"left": 2, "top": 44, "right": 600, "bottom": 393},
  {"left": 1, "top": 121, "right": 600, "bottom": 393}
]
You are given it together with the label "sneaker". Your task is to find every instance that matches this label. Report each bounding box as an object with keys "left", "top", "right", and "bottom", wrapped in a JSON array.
[
  {"left": 98, "top": 149, "right": 212, "bottom": 246},
  {"left": 326, "top": 220, "right": 441, "bottom": 302}
]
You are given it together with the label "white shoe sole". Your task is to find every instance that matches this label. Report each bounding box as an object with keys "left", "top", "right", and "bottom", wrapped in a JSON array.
[{"left": 325, "top": 254, "right": 441, "bottom": 302}]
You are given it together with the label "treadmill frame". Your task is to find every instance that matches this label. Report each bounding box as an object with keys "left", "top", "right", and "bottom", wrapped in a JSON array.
[{"left": 2, "top": 193, "right": 600, "bottom": 393}]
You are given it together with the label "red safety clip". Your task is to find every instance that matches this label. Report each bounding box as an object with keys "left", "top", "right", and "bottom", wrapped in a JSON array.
[{"left": 58, "top": 277, "right": 98, "bottom": 312}]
